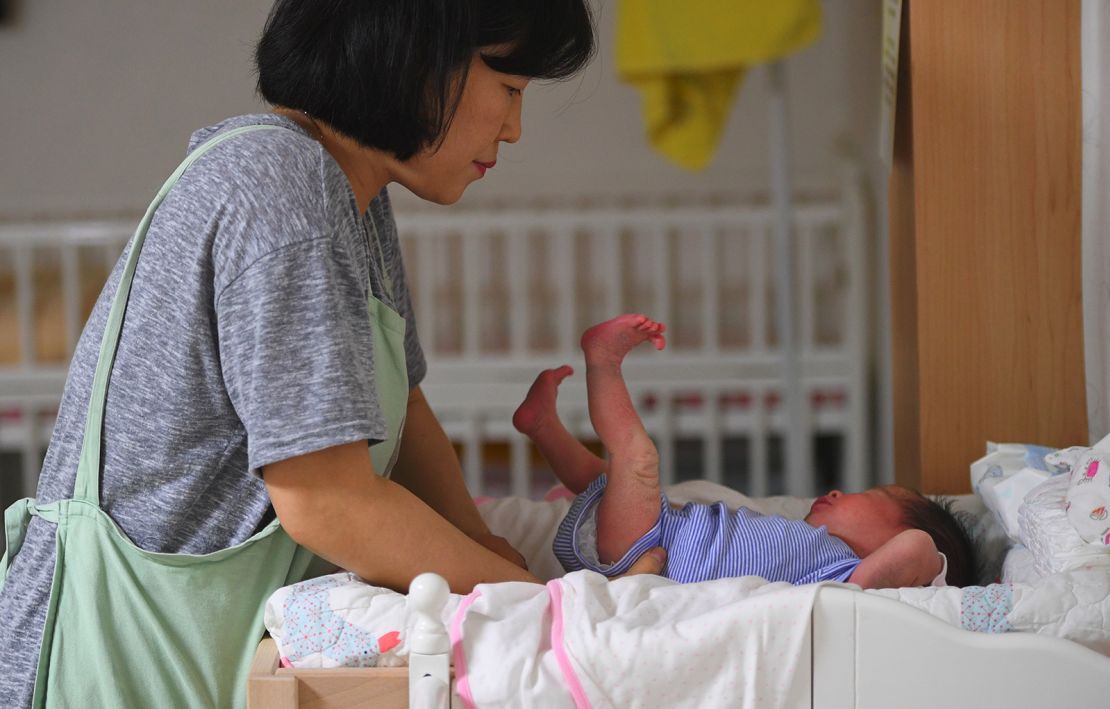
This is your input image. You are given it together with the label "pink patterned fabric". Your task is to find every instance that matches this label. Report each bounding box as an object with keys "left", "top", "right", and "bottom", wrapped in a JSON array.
[
  {"left": 451, "top": 590, "right": 483, "bottom": 709},
  {"left": 546, "top": 580, "right": 592, "bottom": 708}
]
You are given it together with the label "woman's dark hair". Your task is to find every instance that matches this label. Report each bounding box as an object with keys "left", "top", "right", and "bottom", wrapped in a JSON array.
[
  {"left": 255, "top": 0, "right": 595, "bottom": 160},
  {"left": 899, "top": 494, "right": 978, "bottom": 587}
]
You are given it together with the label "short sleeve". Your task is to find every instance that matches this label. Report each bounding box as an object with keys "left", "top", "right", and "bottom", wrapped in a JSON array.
[
  {"left": 794, "top": 546, "right": 861, "bottom": 584},
  {"left": 216, "top": 237, "right": 387, "bottom": 475},
  {"left": 803, "top": 559, "right": 861, "bottom": 584}
]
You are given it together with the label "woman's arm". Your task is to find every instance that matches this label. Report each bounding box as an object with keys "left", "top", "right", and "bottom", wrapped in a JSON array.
[
  {"left": 264, "top": 440, "right": 538, "bottom": 593},
  {"left": 389, "top": 387, "right": 490, "bottom": 539},
  {"left": 388, "top": 387, "right": 525, "bottom": 566},
  {"left": 847, "top": 529, "right": 943, "bottom": 590}
]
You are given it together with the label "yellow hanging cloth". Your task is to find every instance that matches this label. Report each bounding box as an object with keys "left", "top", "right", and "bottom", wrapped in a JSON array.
[{"left": 617, "top": 0, "right": 822, "bottom": 170}]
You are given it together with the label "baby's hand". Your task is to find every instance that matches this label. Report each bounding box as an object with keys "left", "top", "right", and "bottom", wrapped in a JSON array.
[{"left": 848, "top": 529, "right": 942, "bottom": 589}]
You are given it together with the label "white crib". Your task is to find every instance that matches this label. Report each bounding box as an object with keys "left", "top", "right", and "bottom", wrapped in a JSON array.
[
  {"left": 397, "top": 162, "right": 869, "bottom": 498},
  {"left": 0, "top": 165, "right": 869, "bottom": 500}
]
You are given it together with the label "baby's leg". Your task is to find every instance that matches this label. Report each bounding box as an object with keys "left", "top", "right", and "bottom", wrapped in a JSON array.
[
  {"left": 582, "top": 314, "right": 666, "bottom": 564},
  {"left": 513, "top": 365, "right": 608, "bottom": 493}
]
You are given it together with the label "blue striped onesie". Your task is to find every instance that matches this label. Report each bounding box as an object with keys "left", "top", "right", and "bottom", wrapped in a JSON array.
[{"left": 553, "top": 475, "right": 861, "bottom": 584}]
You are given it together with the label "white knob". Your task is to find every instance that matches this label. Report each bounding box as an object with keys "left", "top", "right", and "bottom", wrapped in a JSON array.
[
  {"left": 409, "top": 572, "right": 450, "bottom": 655},
  {"left": 410, "top": 572, "right": 450, "bottom": 614}
]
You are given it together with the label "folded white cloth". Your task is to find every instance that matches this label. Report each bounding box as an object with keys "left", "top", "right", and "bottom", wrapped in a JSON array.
[
  {"left": 971, "top": 442, "right": 1060, "bottom": 541},
  {"left": 1062, "top": 434, "right": 1110, "bottom": 545},
  {"left": 1019, "top": 475, "right": 1110, "bottom": 575}
]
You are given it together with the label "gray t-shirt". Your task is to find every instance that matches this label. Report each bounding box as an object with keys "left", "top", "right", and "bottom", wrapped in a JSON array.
[{"left": 0, "top": 113, "right": 426, "bottom": 706}]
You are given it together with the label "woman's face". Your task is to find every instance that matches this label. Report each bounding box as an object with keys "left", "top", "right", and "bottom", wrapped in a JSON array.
[{"left": 395, "top": 52, "right": 529, "bottom": 204}]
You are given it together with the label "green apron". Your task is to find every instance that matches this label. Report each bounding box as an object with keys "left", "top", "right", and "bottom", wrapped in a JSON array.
[{"left": 0, "top": 124, "right": 411, "bottom": 708}]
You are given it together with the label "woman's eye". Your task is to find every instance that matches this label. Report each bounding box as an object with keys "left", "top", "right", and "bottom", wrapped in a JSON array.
[{"left": 506, "top": 86, "right": 521, "bottom": 98}]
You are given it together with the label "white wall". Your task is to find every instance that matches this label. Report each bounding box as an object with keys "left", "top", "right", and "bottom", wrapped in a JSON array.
[
  {"left": 1083, "top": 0, "right": 1110, "bottom": 441},
  {"left": 0, "top": 0, "right": 883, "bottom": 215},
  {"left": 0, "top": 0, "right": 891, "bottom": 476}
]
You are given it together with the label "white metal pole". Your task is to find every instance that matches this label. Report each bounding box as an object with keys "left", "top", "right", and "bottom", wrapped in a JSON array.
[
  {"left": 766, "top": 61, "right": 811, "bottom": 496},
  {"left": 1081, "top": 0, "right": 1108, "bottom": 443}
]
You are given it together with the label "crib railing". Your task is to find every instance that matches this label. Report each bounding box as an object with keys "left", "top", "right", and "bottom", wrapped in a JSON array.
[
  {"left": 398, "top": 163, "right": 869, "bottom": 497},
  {"left": 0, "top": 220, "right": 132, "bottom": 498},
  {"left": 0, "top": 167, "right": 869, "bottom": 500}
]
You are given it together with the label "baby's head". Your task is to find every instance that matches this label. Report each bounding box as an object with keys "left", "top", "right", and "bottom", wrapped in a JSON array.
[{"left": 805, "top": 485, "right": 976, "bottom": 586}]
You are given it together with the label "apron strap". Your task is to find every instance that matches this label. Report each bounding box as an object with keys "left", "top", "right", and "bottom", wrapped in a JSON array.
[
  {"left": 73, "top": 125, "right": 288, "bottom": 505},
  {"left": 366, "top": 213, "right": 395, "bottom": 297}
]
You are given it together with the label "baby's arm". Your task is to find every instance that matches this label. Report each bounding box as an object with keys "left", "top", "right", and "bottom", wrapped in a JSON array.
[{"left": 847, "top": 529, "right": 943, "bottom": 589}]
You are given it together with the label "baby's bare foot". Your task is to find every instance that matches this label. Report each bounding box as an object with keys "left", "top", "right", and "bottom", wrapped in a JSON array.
[
  {"left": 580, "top": 314, "right": 666, "bottom": 369},
  {"left": 512, "top": 365, "right": 574, "bottom": 436}
]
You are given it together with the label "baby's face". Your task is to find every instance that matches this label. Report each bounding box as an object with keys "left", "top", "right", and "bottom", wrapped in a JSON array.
[{"left": 804, "top": 485, "right": 913, "bottom": 558}]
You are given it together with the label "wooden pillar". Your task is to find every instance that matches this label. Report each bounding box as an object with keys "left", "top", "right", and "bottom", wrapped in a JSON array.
[{"left": 889, "top": 0, "right": 1087, "bottom": 494}]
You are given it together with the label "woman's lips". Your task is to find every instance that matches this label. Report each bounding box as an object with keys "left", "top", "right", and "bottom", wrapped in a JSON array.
[{"left": 473, "top": 160, "right": 496, "bottom": 177}]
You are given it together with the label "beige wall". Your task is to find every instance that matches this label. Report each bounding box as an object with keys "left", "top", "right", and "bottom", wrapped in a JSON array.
[
  {"left": 0, "top": 0, "right": 883, "bottom": 216},
  {"left": 0, "top": 0, "right": 892, "bottom": 475}
]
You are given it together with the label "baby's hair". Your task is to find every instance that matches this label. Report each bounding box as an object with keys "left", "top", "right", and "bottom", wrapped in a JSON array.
[{"left": 899, "top": 494, "right": 977, "bottom": 587}]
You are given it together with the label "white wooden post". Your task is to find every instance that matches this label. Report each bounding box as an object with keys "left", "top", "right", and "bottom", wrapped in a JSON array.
[{"left": 407, "top": 573, "right": 451, "bottom": 709}]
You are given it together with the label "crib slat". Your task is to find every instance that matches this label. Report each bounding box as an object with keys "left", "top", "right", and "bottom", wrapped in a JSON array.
[
  {"left": 102, "top": 241, "right": 120, "bottom": 275},
  {"left": 655, "top": 388, "right": 675, "bottom": 487},
  {"left": 507, "top": 230, "right": 529, "bottom": 355},
  {"left": 510, "top": 436, "right": 530, "bottom": 498},
  {"left": 415, "top": 234, "right": 438, "bottom": 354},
  {"left": 790, "top": 385, "right": 814, "bottom": 496},
  {"left": 441, "top": 235, "right": 458, "bottom": 353},
  {"left": 554, "top": 226, "right": 576, "bottom": 354},
  {"left": 15, "top": 245, "right": 34, "bottom": 365},
  {"left": 464, "top": 415, "right": 484, "bottom": 495},
  {"left": 22, "top": 405, "right": 39, "bottom": 498},
  {"left": 651, "top": 226, "right": 672, "bottom": 343},
  {"left": 462, "top": 230, "right": 483, "bottom": 358},
  {"left": 61, "top": 244, "right": 81, "bottom": 354},
  {"left": 751, "top": 226, "right": 767, "bottom": 352},
  {"left": 602, "top": 225, "right": 622, "bottom": 318},
  {"left": 704, "top": 388, "right": 723, "bottom": 484},
  {"left": 701, "top": 227, "right": 721, "bottom": 353},
  {"left": 750, "top": 387, "right": 769, "bottom": 497},
  {"left": 799, "top": 224, "right": 815, "bottom": 354}
]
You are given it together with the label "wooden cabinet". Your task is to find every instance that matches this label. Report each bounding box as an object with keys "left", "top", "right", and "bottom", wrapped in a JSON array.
[{"left": 889, "top": 0, "right": 1086, "bottom": 493}]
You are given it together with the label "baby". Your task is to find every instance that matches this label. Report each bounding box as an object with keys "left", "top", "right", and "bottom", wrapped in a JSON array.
[{"left": 513, "top": 315, "right": 976, "bottom": 589}]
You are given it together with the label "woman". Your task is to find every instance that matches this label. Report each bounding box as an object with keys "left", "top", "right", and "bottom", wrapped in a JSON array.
[{"left": 0, "top": 1, "right": 661, "bottom": 706}]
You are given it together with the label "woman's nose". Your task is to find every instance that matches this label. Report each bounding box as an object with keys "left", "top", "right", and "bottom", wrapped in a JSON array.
[
  {"left": 828, "top": 490, "right": 843, "bottom": 499},
  {"left": 499, "top": 99, "right": 523, "bottom": 144}
]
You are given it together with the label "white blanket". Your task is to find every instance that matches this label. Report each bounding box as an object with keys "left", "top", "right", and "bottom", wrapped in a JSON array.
[
  {"left": 453, "top": 572, "right": 816, "bottom": 708},
  {"left": 264, "top": 482, "right": 1110, "bottom": 702}
]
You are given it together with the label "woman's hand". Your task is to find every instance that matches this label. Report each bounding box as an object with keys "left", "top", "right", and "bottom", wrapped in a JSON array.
[{"left": 473, "top": 532, "right": 528, "bottom": 570}]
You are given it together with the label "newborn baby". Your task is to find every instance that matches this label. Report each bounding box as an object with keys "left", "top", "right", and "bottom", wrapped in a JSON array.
[{"left": 513, "top": 314, "right": 975, "bottom": 588}]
